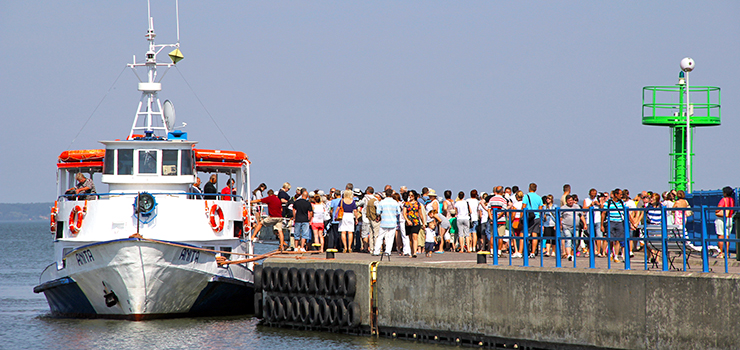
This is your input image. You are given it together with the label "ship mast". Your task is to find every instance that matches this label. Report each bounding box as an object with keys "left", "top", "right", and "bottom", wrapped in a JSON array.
[{"left": 127, "top": 0, "right": 183, "bottom": 140}]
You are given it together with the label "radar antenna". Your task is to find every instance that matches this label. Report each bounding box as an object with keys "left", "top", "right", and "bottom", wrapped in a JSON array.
[{"left": 127, "top": 0, "right": 183, "bottom": 140}]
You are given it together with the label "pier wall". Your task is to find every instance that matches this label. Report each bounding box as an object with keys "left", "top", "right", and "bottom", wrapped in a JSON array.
[{"left": 263, "top": 259, "right": 740, "bottom": 349}]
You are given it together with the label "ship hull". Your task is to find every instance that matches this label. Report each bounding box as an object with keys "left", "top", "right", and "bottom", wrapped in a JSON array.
[{"left": 34, "top": 238, "right": 254, "bottom": 319}]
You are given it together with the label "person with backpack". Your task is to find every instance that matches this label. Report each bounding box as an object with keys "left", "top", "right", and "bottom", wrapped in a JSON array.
[
  {"left": 601, "top": 188, "right": 626, "bottom": 263},
  {"left": 523, "top": 183, "right": 543, "bottom": 258},
  {"left": 358, "top": 186, "right": 381, "bottom": 253}
]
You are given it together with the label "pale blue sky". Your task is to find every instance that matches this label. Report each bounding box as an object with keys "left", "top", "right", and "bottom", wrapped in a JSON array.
[{"left": 1, "top": 1, "right": 739, "bottom": 203}]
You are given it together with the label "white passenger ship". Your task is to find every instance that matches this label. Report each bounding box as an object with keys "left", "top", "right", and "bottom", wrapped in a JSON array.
[{"left": 34, "top": 4, "right": 255, "bottom": 319}]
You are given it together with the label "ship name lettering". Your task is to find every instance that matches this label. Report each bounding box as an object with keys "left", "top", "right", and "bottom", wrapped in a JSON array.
[
  {"left": 76, "top": 249, "right": 94, "bottom": 266},
  {"left": 179, "top": 248, "right": 199, "bottom": 263}
]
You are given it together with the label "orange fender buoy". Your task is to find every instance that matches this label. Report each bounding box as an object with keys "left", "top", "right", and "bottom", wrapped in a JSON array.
[{"left": 50, "top": 201, "right": 58, "bottom": 233}]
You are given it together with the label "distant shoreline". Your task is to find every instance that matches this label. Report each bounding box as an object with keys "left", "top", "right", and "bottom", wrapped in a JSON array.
[{"left": 0, "top": 203, "right": 53, "bottom": 222}]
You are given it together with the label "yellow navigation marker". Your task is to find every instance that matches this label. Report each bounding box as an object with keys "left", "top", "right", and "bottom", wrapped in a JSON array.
[{"left": 168, "top": 48, "right": 184, "bottom": 64}]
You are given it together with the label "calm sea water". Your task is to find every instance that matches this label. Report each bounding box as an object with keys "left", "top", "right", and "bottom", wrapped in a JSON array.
[{"left": 0, "top": 221, "right": 450, "bottom": 350}]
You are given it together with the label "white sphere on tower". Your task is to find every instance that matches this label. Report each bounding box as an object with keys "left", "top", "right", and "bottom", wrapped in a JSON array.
[{"left": 680, "top": 57, "right": 695, "bottom": 72}]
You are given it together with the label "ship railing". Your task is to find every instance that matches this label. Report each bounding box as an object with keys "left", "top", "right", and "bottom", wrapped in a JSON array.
[
  {"left": 59, "top": 192, "right": 244, "bottom": 201},
  {"left": 490, "top": 205, "right": 740, "bottom": 273}
]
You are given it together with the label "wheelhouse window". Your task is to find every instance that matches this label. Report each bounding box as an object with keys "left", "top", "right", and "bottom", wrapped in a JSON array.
[
  {"left": 162, "top": 150, "right": 178, "bottom": 176},
  {"left": 103, "top": 149, "right": 115, "bottom": 174},
  {"left": 181, "top": 150, "right": 194, "bottom": 175},
  {"left": 138, "top": 150, "right": 157, "bottom": 174},
  {"left": 118, "top": 149, "right": 134, "bottom": 175}
]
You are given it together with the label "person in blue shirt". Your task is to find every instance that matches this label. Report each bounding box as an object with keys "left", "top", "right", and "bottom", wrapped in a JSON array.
[{"left": 523, "top": 183, "right": 543, "bottom": 258}]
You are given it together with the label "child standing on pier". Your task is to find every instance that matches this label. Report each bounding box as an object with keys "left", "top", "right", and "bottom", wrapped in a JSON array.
[{"left": 425, "top": 220, "right": 437, "bottom": 257}]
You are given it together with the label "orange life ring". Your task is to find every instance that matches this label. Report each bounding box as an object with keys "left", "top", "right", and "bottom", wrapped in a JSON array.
[
  {"left": 68, "top": 204, "right": 86, "bottom": 235},
  {"left": 209, "top": 204, "right": 225, "bottom": 232},
  {"left": 50, "top": 201, "right": 58, "bottom": 233},
  {"left": 242, "top": 204, "right": 251, "bottom": 233}
]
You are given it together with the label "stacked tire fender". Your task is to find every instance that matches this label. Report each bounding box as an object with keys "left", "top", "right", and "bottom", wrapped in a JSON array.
[{"left": 254, "top": 265, "right": 361, "bottom": 329}]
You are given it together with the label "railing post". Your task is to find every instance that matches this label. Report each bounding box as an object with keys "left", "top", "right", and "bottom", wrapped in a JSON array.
[
  {"left": 681, "top": 207, "right": 687, "bottom": 272},
  {"left": 492, "top": 208, "right": 498, "bottom": 266},
  {"left": 624, "top": 204, "right": 630, "bottom": 270},
  {"left": 606, "top": 210, "right": 611, "bottom": 269},
  {"left": 588, "top": 206, "right": 595, "bottom": 269},
  {"left": 701, "top": 205, "right": 709, "bottom": 273},
  {"left": 555, "top": 207, "right": 561, "bottom": 268},
  {"left": 641, "top": 207, "right": 648, "bottom": 270},
  {"left": 661, "top": 205, "right": 668, "bottom": 271},
  {"left": 522, "top": 208, "right": 529, "bottom": 267}
]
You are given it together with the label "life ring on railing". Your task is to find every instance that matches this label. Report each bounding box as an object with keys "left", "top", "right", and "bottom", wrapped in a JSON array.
[
  {"left": 68, "top": 202, "right": 87, "bottom": 235},
  {"left": 242, "top": 204, "right": 251, "bottom": 233},
  {"left": 50, "top": 201, "right": 58, "bottom": 233},
  {"left": 209, "top": 204, "right": 225, "bottom": 232}
]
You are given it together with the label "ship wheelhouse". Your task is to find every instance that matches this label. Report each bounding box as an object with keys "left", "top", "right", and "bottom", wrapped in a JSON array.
[{"left": 53, "top": 139, "right": 252, "bottom": 266}]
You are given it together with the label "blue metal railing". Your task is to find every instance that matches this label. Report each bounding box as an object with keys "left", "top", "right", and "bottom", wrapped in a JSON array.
[{"left": 490, "top": 205, "right": 740, "bottom": 273}]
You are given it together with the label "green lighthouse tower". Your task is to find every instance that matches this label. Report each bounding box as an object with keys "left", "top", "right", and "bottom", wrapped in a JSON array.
[{"left": 642, "top": 59, "right": 721, "bottom": 192}]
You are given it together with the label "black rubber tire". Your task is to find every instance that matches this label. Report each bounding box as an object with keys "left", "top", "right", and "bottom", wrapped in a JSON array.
[
  {"left": 253, "top": 264, "right": 263, "bottom": 292},
  {"left": 264, "top": 296, "right": 274, "bottom": 322},
  {"left": 288, "top": 267, "right": 299, "bottom": 293},
  {"left": 278, "top": 267, "right": 289, "bottom": 293},
  {"left": 324, "top": 269, "right": 334, "bottom": 295},
  {"left": 278, "top": 296, "right": 287, "bottom": 322},
  {"left": 306, "top": 268, "right": 316, "bottom": 294},
  {"left": 326, "top": 298, "right": 337, "bottom": 326},
  {"left": 333, "top": 269, "right": 345, "bottom": 296},
  {"left": 317, "top": 297, "right": 329, "bottom": 326},
  {"left": 270, "top": 267, "right": 279, "bottom": 292},
  {"left": 344, "top": 270, "right": 356, "bottom": 297},
  {"left": 297, "top": 268, "right": 306, "bottom": 293},
  {"left": 280, "top": 296, "right": 291, "bottom": 322},
  {"left": 308, "top": 297, "right": 319, "bottom": 325},
  {"left": 335, "top": 298, "right": 348, "bottom": 326},
  {"left": 298, "top": 296, "right": 309, "bottom": 323},
  {"left": 254, "top": 292, "right": 263, "bottom": 319},
  {"left": 348, "top": 301, "right": 361, "bottom": 327},
  {"left": 315, "top": 269, "right": 326, "bottom": 295},
  {"left": 290, "top": 296, "right": 300, "bottom": 322},
  {"left": 262, "top": 266, "right": 272, "bottom": 292}
]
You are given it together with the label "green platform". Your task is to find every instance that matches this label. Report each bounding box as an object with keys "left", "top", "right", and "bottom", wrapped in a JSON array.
[{"left": 642, "top": 84, "right": 720, "bottom": 191}]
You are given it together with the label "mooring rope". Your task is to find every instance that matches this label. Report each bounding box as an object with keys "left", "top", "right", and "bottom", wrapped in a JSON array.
[{"left": 128, "top": 233, "right": 319, "bottom": 265}]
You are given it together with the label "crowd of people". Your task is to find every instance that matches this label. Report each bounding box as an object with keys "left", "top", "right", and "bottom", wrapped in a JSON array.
[{"left": 206, "top": 179, "right": 735, "bottom": 262}]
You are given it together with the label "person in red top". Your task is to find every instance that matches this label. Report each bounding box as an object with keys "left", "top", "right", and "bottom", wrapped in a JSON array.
[
  {"left": 715, "top": 186, "right": 735, "bottom": 259},
  {"left": 250, "top": 189, "right": 286, "bottom": 249},
  {"left": 220, "top": 178, "right": 236, "bottom": 201}
]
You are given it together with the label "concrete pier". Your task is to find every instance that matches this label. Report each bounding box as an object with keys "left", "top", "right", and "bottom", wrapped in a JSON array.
[{"left": 258, "top": 253, "right": 740, "bottom": 349}]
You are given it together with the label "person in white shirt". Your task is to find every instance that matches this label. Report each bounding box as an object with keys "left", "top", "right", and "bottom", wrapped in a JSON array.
[
  {"left": 466, "top": 189, "right": 480, "bottom": 252},
  {"left": 454, "top": 191, "right": 471, "bottom": 253}
]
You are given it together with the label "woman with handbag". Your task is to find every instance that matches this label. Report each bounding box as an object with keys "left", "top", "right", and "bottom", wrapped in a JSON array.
[
  {"left": 403, "top": 190, "right": 425, "bottom": 258},
  {"left": 337, "top": 190, "right": 359, "bottom": 253}
]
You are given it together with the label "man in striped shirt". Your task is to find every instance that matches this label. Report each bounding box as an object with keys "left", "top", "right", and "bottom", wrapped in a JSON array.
[
  {"left": 487, "top": 186, "right": 509, "bottom": 255},
  {"left": 601, "top": 188, "right": 626, "bottom": 262},
  {"left": 373, "top": 188, "right": 402, "bottom": 256}
]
